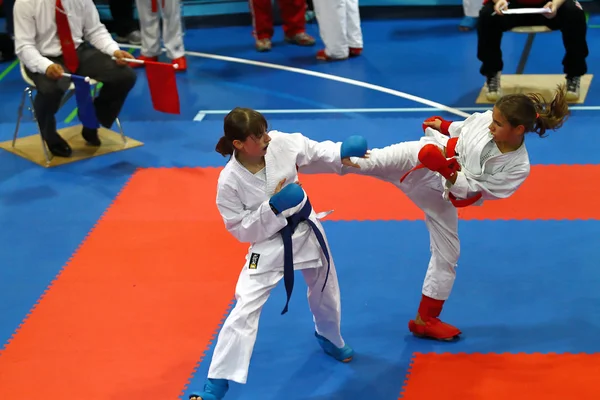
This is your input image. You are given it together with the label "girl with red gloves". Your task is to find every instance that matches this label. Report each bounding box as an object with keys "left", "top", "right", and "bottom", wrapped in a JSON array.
[{"left": 341, "top": 85, "right": 570, "bottom": 340}]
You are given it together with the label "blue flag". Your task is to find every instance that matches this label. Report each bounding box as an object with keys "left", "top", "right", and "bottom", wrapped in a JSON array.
[{"left": 70, "top": 74, "right": 100, "bottom": 129}]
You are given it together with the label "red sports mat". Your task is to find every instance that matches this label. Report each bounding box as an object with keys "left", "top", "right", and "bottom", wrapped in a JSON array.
[
  {"left": 0, "top": 165, "right": 594, "bottom": 399},
  {"left": 0, "top": 167, "right": 246, "bottom": 399},
  {"left": 400, "top": 352, "right": 600, "bottom": 399},
  {"left": 298, "top": 165, "right": 600, "bottom": 221}
]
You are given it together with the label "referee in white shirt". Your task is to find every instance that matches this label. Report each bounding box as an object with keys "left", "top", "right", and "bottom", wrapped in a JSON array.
[{"left": 13, "top": 0, "right": 137, "bottom": 158}]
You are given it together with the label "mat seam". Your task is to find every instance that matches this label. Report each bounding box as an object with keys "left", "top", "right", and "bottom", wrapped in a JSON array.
[
  {"left": 398, "top": 352, "right": 419, "bottom": 399},
  {"left": 0, "top": 167, "right": 144, "bottom": 355},
  {"left": 178, "top": 297, "right": 237, "bottom": 399}
]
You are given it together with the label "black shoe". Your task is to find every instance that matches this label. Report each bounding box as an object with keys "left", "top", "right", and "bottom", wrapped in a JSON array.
[
  {"left": 566, "top": 76, "right": 581, "bottom": 101},
  {"left": 48, "top": 141, "right": 72, "bottom": 157},
  {"left": 44, "top": 132, "right": 72, "bottom": 157},
  {"left": 485, "top": 72, "right": 501, "bottom": 101},
  {"left": 82, "top": 127, "right": 101, "bottom": 146}
]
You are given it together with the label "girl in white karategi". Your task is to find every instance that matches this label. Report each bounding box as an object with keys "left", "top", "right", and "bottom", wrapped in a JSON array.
[
  {"left": 189, "top": 107, "right": 369, "bottom": 400},
  {"left": 341, "top": 85, "right": 570, "bottom": 341}
]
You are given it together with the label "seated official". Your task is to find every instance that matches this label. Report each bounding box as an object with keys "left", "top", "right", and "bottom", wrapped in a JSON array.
[
  {"left": 478, "top": 0, "right": 588, "bottom": 102},
  {"left": 13, "top": 0, "right": 137, "bottom": 157}
]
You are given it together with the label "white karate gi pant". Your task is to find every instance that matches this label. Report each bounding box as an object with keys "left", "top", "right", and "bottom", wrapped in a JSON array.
[
  {"left": 463, "top": 0, "right": 483, "bottom": 18},
  {"left": 135, "top": 0, "right": 185, "bottom": 59},
  {"left": 207, "top": 237, "right": 344, "bottom": 384},
  {"left": 312, "top": 0, "right": 363, "bottom": 59},
  {"left": 344, "top": 139, "right": 460, "bottom": 301}
]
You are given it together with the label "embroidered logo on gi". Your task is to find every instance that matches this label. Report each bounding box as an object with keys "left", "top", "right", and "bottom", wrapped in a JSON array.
[{"left": 249, "top": 253, "right": 260, "bottom": 269}]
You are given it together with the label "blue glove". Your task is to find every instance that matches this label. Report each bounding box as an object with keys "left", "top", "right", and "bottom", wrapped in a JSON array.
[
  {"left": 341, "top": 135, "right": 368, "bottom": 158},
  {"left": 269, "top": 183, "right": 305, "bottom": 215}
]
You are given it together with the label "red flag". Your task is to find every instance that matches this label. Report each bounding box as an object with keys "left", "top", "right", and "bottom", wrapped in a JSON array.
[{"left": 144, "top": 60, "right": 181, "bottom": 114}]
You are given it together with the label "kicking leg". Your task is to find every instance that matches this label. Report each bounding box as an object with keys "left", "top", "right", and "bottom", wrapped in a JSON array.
[
  {"left": 341, "top": 140, "right": 424, "bottom": 184},
  {"left": 404, "top": 184, "right": 461, "bottom": 341}
]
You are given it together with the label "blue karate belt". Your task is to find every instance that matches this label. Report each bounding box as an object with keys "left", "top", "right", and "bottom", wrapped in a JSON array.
[{"left": 279, "top": 198, "right": 331, "bottom": 315}]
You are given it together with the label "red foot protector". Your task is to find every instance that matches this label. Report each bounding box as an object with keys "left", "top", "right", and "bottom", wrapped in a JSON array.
[{"left": 408, "top": 295, "right": 461, "bottom": 340}]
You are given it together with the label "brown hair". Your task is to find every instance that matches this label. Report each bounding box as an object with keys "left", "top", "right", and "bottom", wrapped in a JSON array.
[
  {"left": 495, "top": 84, "right": 570, "bottom": 138},
  {"left": 215, "top": 107, "right": 269, "bottom": 157}
]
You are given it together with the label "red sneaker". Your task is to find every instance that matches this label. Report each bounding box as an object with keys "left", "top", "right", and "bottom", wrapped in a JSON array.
[
  {"left": 171, "top": 56, "right": 187, "bottom": 72},
  {"left": 316, "top": 49, "right": 348, "bottom": 61},
  {"left": 349, "top": 47, "right": 362, "bottom": 57}
]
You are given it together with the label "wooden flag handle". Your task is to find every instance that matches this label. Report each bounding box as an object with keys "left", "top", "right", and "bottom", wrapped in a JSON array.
[
  {"left": 112, "top": 56, "right": 180, "bottom": 69},
  {"left": 61, "top": 73, "right": 91, "bottom": 82}
]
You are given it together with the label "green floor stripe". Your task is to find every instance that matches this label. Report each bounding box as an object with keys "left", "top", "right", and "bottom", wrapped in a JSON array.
[{"left": 0, "top": 59, "right": 19, "bottom": 82}]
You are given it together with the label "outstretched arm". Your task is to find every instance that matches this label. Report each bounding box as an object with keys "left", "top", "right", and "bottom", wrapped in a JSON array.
[
  {"left": 423, "top": 116, "right": 464, "bottom": 137},
  {"left": 422, "top": 111, "right": 492, "bottom": 138},
  {"left": 284, "top": 132, "right": 368, "bottom": 174}
]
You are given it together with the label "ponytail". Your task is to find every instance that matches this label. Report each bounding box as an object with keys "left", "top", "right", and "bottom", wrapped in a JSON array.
[
  {"left": 215, "top": 135, "right": 234, "bottom": 157},
  {"left": 495, "top": 84, "right": 570, "bottom": 138},
  {"left": 529, "top": 84, "right": 570, "bottom": 138}
]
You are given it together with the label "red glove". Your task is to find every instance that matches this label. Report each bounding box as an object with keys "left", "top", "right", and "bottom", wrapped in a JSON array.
[
  {"left": 422, "top": 116, "right": 452, "bottom": 136},
  {"left": 418, "top": 144, "right": 461, "bottom": 180}
]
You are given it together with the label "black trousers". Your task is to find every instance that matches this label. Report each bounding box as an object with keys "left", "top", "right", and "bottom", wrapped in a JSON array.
[
  {"left": 477, "top": 0, "right": 588, "bottom": 78},
  {"left": 97, "top": 0, "right": 139, "bottom": 38},
  {"left": 2, "top": 0, "right": 14, "bottom": 36},
  {"left": 26, "top": 44, "right": 137, "bottom": 146}
]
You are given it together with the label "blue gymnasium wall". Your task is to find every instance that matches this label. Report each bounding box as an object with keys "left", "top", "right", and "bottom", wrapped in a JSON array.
[{"left": 94, "top": 0, "right": 596, "bottom": 20}]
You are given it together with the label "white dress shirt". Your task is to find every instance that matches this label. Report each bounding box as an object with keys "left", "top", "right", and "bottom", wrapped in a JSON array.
[{"left": 13, "top": 0, "right": 121, "bottom": 74}]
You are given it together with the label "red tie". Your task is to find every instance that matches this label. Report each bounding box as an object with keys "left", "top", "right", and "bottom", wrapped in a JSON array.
[{"left": 55, "top": 0, "right": 79, "bottom": 72}]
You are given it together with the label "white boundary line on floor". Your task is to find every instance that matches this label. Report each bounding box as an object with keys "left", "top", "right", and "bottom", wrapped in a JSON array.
[
  {"left": 118, "top": 44, "right": 472, "bottom": 119},
  {"left": 118, "top": 44, "right": 598, "bottom": 121},
  {"left": 192, "top": 106, "right": 600, "bottom": 121}
]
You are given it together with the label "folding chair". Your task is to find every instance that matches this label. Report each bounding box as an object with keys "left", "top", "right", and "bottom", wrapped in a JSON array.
[
  {"left": 12, "top": 62, "right": 127, "bottom": 165},
  {"left": 510, "top": 26, "right": 552, "bottom": 75}
]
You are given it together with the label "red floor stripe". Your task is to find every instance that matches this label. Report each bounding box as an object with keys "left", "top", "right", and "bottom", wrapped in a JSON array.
[
  {"left": 0, "top": 167, "right": 246, "bottom": 400},
  {"left": 298, "top": 164, "right": 600, "bottom": 220},
  {"left": 83, "top": 165, "right": 592, "bottom": 222},
  {"left": 400, "top": 352, "right": 600, "bottom": 399}
]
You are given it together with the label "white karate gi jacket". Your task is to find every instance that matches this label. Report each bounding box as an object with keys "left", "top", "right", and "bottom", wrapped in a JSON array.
[{"left": 216, "top": 130, "right": 343, "bottom": 274}]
